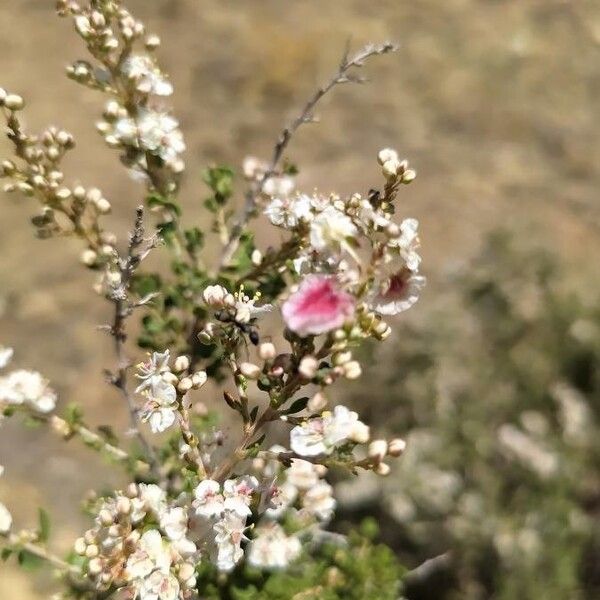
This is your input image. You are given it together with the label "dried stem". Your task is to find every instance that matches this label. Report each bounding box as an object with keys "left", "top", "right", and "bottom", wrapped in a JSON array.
[
  {"left": 219, "top": 41, "right": 398, "bottom": 268},
  {"left": 107, "top": 206, "right": 160, "bottom": 476}
]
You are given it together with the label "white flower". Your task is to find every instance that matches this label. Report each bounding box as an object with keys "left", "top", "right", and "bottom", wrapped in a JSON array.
[
  {"left": 213, "top": 511, "right": 248, "bottom": 571},
  {"left": 290, "top": 405, "right": 365, "bottom": 456},
  {"left": 202, "top": 284, "right": 228, "bottom": 307},
  {"left": 136, "top": 350, "right": 171, "bottom": 393},
  {"left": 371, "top": 271, "right": 426, "bottom": 316},
  {"left": 389, "top": 218, "right": 422, "bottom": 271},
  {"left": 113, "top": 116, "right": 138, "bottom": 143},
  {"left": 137, "top": 111, "right": 186, "bottom": 165},
  {"left": 265, "top": 481, "right": 298, "bottom": 519},
  {"left": 126, "top": 529, "right": 171, "bottom": 580},
  {"left": 262, "top": 175, "right": 295, "bottom": 198},
  {"left": 137, "top": 570, "right": 180, "bottom": 600},
  {"left": 285, "top": 459, "right": 319, "bottom": 490},
  {"left": 122, "top": 55, "right": 173, "bottom": 97},
  {"left": 193, "top": 480, "right": 225, "bottom": 518},
  {"left": 0, "top": 370, "right": 56, "bottom": 413},
  {"left": 309, "top": 205, "right": 358, "bottom": 255},
  {"left": 160, "top": 506, "right": 188, "bottom": 541},
  {"left": 234, "top": 296, "right": 273, "bottom": 324},
  {"left": 139, "top": 484, "right": 167, "bottom": 515},
  {"left": 247, "top": 523, "right": 301, "bottom": 570},
  {"left": 358, "top": 199, "right": 390, "bottom": 229},
  {"left": 302, "top": 481, "right": 336, "bottom": 521},
  {"left": 140, "top": 380, "right": 178, "bottom": 434},
  {"left": 264, "top": 194, "right": 312, "bottom": 228},
  {"left": 223, "top": 476, "right": 258, "bottom": 517},
  {"left": 0, "top": 347, "right": 13, "bottom": 369}
]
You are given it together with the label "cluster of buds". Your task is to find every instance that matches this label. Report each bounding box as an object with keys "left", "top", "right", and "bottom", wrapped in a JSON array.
[
  {"left": 57, "top": 0, "right": 184, "bottom": 183},
  {"left": 377, "top": 148, "right": 416, "bottom": 184},
  {"left": 135, "top": 350, "right": 207, "bottom": 435},
  {"left": 74, "top": 483, "right": 198, "bottom": 597},
  {"left": 0, "top": 89, "right": 117, "bottom": 264}
]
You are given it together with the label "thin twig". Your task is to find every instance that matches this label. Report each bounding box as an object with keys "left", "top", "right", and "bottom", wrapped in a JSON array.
[
  {"left": 2, "top": 534, "right": 79, "bottom": 574},
  {"left": 107, "top": 206, "right": 160, "bottom": 477},
  {"left": 219, "top": 41, "right": 398, "bottom": 268}
]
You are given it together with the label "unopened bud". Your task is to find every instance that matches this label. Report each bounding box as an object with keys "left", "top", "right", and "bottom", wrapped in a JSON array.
[
  {"left": 192, "top": 371, "right": 208, "bottom": 388},
  {"left": 377, "top": 148, "right": 398, "bottom": 166},
  {"left": 174, "top": 355, "right": 190, "bottom": 373},
  {"left": 308, "top": 392, "right": 328, "bottom": 412},
  {"left": 350, "top": 422, "right": 370, "bottom": 444},
  {"left": 85, "top": 544, "right": 99, "bottom": 558},
  {"left": 343, "top": 361, "right": 362, "bottom": 380},
  {"left": 98, "top": 509, "right": 113, "bottom": 526},
  {"left": 178, "top": 377, "right": 193, "bottom": 393},
  {"left": 258, "top": 342, "right": 276, "bottom": 361},
  {"left": 88, "top": 557, "right": 103, "bottom": 575},
  {"left": 368, "top": 440, "right": 388, "bottom": 462},
  {"left": 382, "top": 159, "right": 400, "bottom": 180},
  {"left": 375, "top": 462, "right": 391, "bottom": 476},
  {"left": 239, "top": 362, "right": 261, "bottom": 380},
  {"left": 388, "top": 438, "right": 406, "bottom": 457},
  {"left": 4, "top": 94, "right": 24, "bottom": 111},
  {"left": 116, "top": 496, "right": 131, "bottom": 515},
  {"left": 80, "top": 249, "right": 97, "bottom": 267},
  {"left": 298, "top": 356, "right": 319, "bottom": 379},
  {"left": 74, "top": 537, "right": 87, "bottom": 555}
]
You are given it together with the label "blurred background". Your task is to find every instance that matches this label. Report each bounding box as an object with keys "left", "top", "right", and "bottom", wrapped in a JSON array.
[{"left": 0, "top": 1, "right": 599, "bottom": 598}]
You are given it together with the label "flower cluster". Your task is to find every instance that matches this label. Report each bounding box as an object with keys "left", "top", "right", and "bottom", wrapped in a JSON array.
[
  {"left": 0, "top": 1, "right": 415, "bottom": 598},
  {"left": 0, "top": 346, "right": 56, "bottom": 416},
  {"left": 136, "top": 350, "right": 207, "bottom": 434}
]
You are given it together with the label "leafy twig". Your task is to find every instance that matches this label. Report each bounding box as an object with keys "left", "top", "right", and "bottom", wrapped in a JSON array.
[{"left": 219, "top": 41, "right": 398, "bottom": 268}]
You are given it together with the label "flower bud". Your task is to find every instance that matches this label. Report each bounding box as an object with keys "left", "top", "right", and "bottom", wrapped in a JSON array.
[
  {"left": 4, "top": 94, "right": 24, "bottom": 111},
  {"left": 74, "top": 537, "right": 87, "bottom": 555},
  {"left": 88, "top": 557, "right": 103, "bottom": 575},
  {"left": 145, "top": 34, "right": 161, "bottom": 49},
  {"left": 98, "top": 509, "right": 113, "bottom": 526},
  {"left": 94, "top": 197, "right": 112, "bottom": 214},
  {"left": 377, "top": 148, "right": 398, "bottom": 165},
  {"left": 240, "top": 362, "right": 261, "bottom": 380},
  {"left": 382, "top": 159, "right": 400, "bottom": 180},
  {"left": 368, "top": 440, "right": 388, "bottom": 462},
  {"left": 375, "top": 462, "right": 391, "bottom": 476},
  {"left": 192, "top": 371, "right": 208, "bottom": 388},
  {"left": 85, "top": 544, "right": 99, "bottom": 558},
  {"left": 162, "top": 372, "right": 179, "bottom": 385},
  {"left": 258, "top": 342, "right": 276, "bottom": 361},
  {"left": 174, "top": 355, "right": 190, "bottom": 373},
  {"left": 388, "top": 438, "right": 406, "bottom": 457},
  {"left": 298, "top": 355, "right": 318, "bottom": 379},
  {"left": 308, "top": 391, "right": 328, "bottom": 412},
  {"left": 203, "top": 284, "right": 227, "bottom": 307},
  {"left": 251, "top": 249, "right": 262, "bottom": 265},
  {"left": 350, "top": 422, "right": 370, "bottom": 444},
  {"left": 116, "top": 496, "right": 131, "bottom": 515},
  {"left": 343, "top": 361, "right": 362, "bottom": 380},
  {"left": 178, "top": 377, "right": 193, "bottom": 393},
  {"left": 402, "top": 169, "right": 417, "bottom": 183},
  {"left": 332, "top": 351, "right": 352, "bottom": 366},
  {"left": 80, "top": 249, "right": 97, "bottom": 267}
]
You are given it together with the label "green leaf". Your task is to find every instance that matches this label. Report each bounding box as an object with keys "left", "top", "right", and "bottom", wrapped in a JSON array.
[
  {"left": 285, "top": 397, "right": 310, "bottom": 415},
  {"left": 38, "top": 508, "right": 51, "bottom": 543},
  {"left": 17, "top": 550, "right": 44, "bottom": 571}
]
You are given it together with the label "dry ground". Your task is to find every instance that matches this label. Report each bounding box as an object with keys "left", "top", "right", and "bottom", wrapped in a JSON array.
[{"left": 1, "top": 1, "right": 599, "bottom": 596}]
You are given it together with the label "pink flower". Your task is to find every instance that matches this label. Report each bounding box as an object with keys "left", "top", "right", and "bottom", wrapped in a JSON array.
[{"left": 282, "top": 275, "right": 355, "bottom": 337}]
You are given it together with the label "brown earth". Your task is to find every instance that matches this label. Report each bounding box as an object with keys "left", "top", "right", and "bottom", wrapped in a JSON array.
[{"left": 1, "top": 1, "right": 600, "bottom": 596}]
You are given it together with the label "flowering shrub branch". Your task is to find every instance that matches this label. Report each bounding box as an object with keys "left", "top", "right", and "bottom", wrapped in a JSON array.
[{"left": 0, "top": 1, "right": 423, "bottom": 598}]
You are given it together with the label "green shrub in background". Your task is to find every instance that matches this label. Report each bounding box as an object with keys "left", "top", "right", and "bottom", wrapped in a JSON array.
[{"left": 343, "top": 230, "right": 599, "bottom": 600}]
